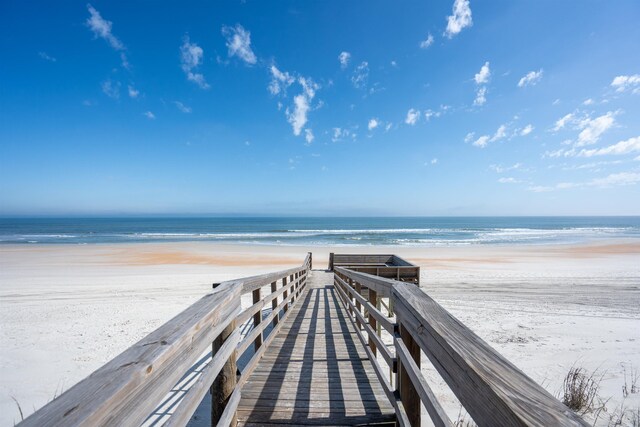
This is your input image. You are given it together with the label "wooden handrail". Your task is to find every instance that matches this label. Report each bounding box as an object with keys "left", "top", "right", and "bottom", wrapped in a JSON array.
[
  {"left": 334, "top": 267, "right": 589, "bottom": 427},
  {"left": 19, "top": 253, "right": 312, "bottom": 427}
]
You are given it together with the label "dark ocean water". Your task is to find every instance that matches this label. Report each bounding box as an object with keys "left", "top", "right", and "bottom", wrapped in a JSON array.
[{"left": 1, "top": 217, "right": 639, "bottom": 246}]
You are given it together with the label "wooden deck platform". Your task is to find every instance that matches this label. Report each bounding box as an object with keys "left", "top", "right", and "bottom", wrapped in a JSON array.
[{"left": 236, "top": 270, "right": 396, "bottom": 426}]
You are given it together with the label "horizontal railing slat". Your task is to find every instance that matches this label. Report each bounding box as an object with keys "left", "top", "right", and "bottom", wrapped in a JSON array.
[
  {"left": 334, "top": 274, "right": 395, "bottom": 333},
  {"left": 395, "top": 337, "right": 453, "bottom": 427},
  {"left": 19, "top": 284, "right": 241, "bottom": 427},
  {"left": 392, "top": 282, "right": 589, "bottom": 427},
  {"left": 163, "top": 329, "right": 241, "bottom": 427}
]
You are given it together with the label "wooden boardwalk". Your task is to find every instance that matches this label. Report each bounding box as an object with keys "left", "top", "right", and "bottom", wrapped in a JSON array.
[{"left": 236, "top": 270, "right": 396, "bottom": 426}]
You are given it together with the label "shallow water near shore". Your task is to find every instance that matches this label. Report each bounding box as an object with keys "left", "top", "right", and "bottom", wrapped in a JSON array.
[{"left": 1, "top": 216, "right": 640, "bottom": 246}]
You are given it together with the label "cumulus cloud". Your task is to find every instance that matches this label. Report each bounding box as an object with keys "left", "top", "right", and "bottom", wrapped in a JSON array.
[
  {"left": 180, "top": 36, "right": 209, "bottom": 89},
  {"left": 474, "top": 62, "right": 490, "bottom": 84},
  {"left": 368, "top": 118, "right": 380, "bottom": 131},
  {"left": 445, "top": 0, "right": 472, "bottom": 38},
  {"left": 86, "top": 5, "right": 128, "bottom": 68},
  {"left": 222, "top": 24, "right": 257, "bottom": 65},
  {"left": 405, "top": 109, "right": 420, "bottom": 125},
  {"left": 268, "top": 65, "right": 294, "bottom": 95},
  {"left": 611, "top": 74, "right": 640, "bottom": 93},
  {"left": 86, "top": 5, "right": 124, "bottom": 50},
  {"left": 518, "top": 69, "right": 543, "bottom": 87},
  {"left": 144, "top": 111, "right": 156, "bottom": 120},
  {"left": 174, "top": 101, "right": 192, "bottom": 113},
  {"left": 473, "top": 135, "right": 489, "bottom": 148},
  {"left": 127, "top": 85, "right": 139, "bottom": 98},
  {"left": 578, "top": 136, "right": 640, "bottom": 157},
  {"left": 575, "top": 111, "right": 616, "bottom": 147},
  {"left": 305, "top": 129, "right": 314, "bottom": 144},
  {"left": 471, "top": 124, "right": 507, "bottom": 148},
  {"left": 420, "top": 34, "right": 434, "bottom": 49},
  {"left": 101, "top": 79, "right": 120, "bottom": 99},
  {"left": 352, "top": 62, "right": 369, "bottom": 89},
  {"left": 474, "top": 87, "right": 487, "bottom": 106},
  {"left": 553, "top": 113, "right": 574, "bottom": 131},
  {"left": 520, "top": 124, "right": 534, "bottom": 136},
  {"left": 431, "top": 158, "right": 438, "bottom": 164},
  {"left": 286, "top": 77, "right": 319, "bottom": 137},
  {"left": 338, "top": 52, "right": 351, "bottom": 68},
  {"left": 464, "top": 132, "right": 475, "bottom": 143}
]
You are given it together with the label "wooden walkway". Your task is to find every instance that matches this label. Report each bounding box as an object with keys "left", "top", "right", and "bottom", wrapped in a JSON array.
[{"left": 236, "top": 270, "right": 396, "bottom": 426}]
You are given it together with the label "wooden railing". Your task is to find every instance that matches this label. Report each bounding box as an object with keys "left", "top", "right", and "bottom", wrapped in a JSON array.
[
  {"left": 19, "top": 253, "right": 312, "bottom": 427},
  {"left": 333, "top": 267, "right": 590, "bottom": 427}
]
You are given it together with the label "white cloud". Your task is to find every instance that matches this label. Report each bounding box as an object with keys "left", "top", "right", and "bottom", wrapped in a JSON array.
[
  {"left": 431, "top": 158, "right": 438, "bottom": 164},
  {"left": 268, "top": 65, "right": 294, "bottom": 95},
  {"left": 474, "top": 87, "right": 487, "bottom": 106},
  {"left": 518, "top": 69, "right": 543, "bottom": 87},
  {"left": 471, "top": 124, "right": 507, "bottom": 148},
  {"left": 338, "top": 52, "right": 351, "bottom": 68},
  {"left": 464, "top": 132, "right": 475, "bottom": 143},
  {"left": 474, "top": 62, "right": 490, "bottom": 84},
  {"left": 101, "top": 79, "right": 120, "bottom": 99},
  {"left": 498, "top": 177, "right": 520, "bottom": 184},
  {"left": 473, "top": 135, "right": 489, "bottom": 148},
  {"left": 352, "top": 62, "right": 369, "bottom": 89},
  {"left": 86, "top": 5, "right": 124, "bottom": 51},
  {"left": 578, "top": 136, "right": 640, "bottom": 157},
  {"left": 174, "top": 101, "right": 192, "bottom": 113},
  {"left": 490, "top": 163, "right": 522, "bottom": 173},
  {"left": 575, "top": 111, "right": 616, "bottom": 147},
  {"left": 529, "top": 172, "right": 640, "bottom": 192},
  {"left": 286, "top": 77, "right": 319, "bottom": 137},
  {"left": 305, "top": 129, "right": 314, "bottom": 144},
  {"left": 424, "top": 109, "right": 442, "bottom": 120},
  {"left": 180, "top": 36, "right": 209, "bottom": 89},
  {"left": 222, "top": 24, "right": 257, "bottom": 65},
  {"left": 288, "top": 94, "right": 310, "bottom": 136},
  {"left": 445, "top": 0, "right": 472, "bottom": 38},
  {"left": 491, "top": 124, "right": 507, "bottom": 142},
  {"left": 405, "top": 109, "right": 420, "bottom": 125},
  {"left": 86, "top": 5, "right": 128, "bottom": 68},
  {"left": 611, "top": 74, "right": 640, "bottom": 93},
  {"left": 127, "top": 85, "right": 139, "bottom": 99},
  {"left": 553, "top": 98, "right": 561, "bottom": 105},
  {"left": 553, "top": 113, "right": 574, "bottom": 131},
  {"left": 144, "top": 111, "right": 155, "bottom": 120},
  {"left": 368, "top": 118, "right": 379, "bottom": 131},
  {"left": 420, "top": 34, "right": 434, "bottom": 49},
  {"left": 520, "top": 124, "right": 534, "bottom": 136},
  {"left": 38, "top": 51, "right": 56, "bottom": 62},
  {"left": 583, "top": 98, "right": 595, "bottom": 105}
]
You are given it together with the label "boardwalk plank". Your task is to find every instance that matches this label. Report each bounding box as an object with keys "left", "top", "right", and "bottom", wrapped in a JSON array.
[{"left": 237, "top": 270, "right": 395, "bottom": 426}]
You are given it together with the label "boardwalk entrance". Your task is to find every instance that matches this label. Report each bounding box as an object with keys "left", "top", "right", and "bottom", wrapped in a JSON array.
[{"left": 237, "top": 270, "right": 396, "bottom": 426}]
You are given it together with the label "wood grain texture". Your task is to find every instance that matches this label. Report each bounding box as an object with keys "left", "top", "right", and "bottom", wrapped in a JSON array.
[
  {"left": 392, "top": 282, "right": 589, "bottom": 427},
  {"left": 237, "top": 270, "right": 396, "bottom": 426},
  {"left": 19, "top": 284, "right": 241, "bottom": 427}
]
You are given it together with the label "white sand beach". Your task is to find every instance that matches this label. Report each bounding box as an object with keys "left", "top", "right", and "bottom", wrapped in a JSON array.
[{"left": 1, "top": 241, "right": 639, "bottom": 425}]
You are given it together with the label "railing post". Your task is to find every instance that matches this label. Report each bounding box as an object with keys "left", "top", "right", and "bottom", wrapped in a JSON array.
[
  {"left": 354, "top": 281, "right": 362, "bottom": 329},
  {"left": 369, "top": 289, "right": 377, "bottom": 356},
  {"left": 211, "top": 319, "right": 237, "bottom": 427},
  {"left": 397, "top": 320, "right": 421, "bottom": 427},
  {"left": 309, "top": 252, "right": 312, "bottom": 269},
  {"left": 347, "top": 277, "right": 354, "bottom": 317},
  {"left": 329, "top": 252, "right": 334, "bottom": 271},
  {"left": 252, "top": 288, "right": 262, "bottom": 351},
  {"left": 270, "top": 281, "right": 279, "bottom": 327},
  {"left": 282, "top": 276, "right": 288, "bottom": 313}
]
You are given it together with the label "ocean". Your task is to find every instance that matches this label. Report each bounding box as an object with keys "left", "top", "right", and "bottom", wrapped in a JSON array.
[{"left": 0, "top": 217, "right": 639, "bottom": 246}]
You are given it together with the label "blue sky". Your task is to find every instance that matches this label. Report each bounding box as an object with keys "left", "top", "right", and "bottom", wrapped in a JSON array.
[{"left": 1, "top": 0, "right": 639, "bottom": 216}]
